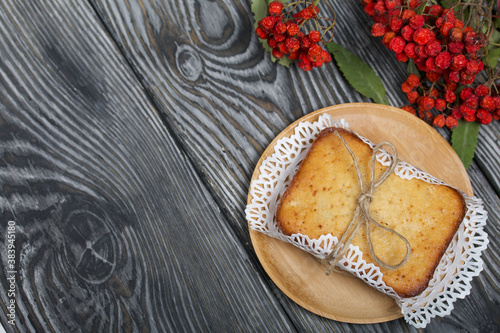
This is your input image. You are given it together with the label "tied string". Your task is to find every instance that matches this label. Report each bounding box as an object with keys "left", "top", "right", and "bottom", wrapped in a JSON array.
[{"left": 325, "top": 131, "right": 411, "bottom": 275}]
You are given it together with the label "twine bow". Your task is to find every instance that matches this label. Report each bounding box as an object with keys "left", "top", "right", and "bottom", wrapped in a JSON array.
[{"left": 325, "top": 131, "right": 411, "bottom": 275}]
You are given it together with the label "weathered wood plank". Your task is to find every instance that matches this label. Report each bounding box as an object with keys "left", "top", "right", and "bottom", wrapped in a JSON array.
[
  {"left": 91, "top": 0, "right": 500, "bottom": 331},
  {"left": 0, "top": 1, "right": 296, "bottom": 332}
]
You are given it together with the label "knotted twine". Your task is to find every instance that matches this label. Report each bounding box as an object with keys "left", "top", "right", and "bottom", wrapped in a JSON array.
[{"left": 325, "top": 130, "right": 411, "bottom": 275}]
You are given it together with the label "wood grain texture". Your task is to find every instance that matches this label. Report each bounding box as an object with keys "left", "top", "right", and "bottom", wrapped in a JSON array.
[
  {"left": 90, "top": 0, "right": 500, "bottom": 331},
  {"left": 0, "top": 1, "right": 297, "bottom": 332}
]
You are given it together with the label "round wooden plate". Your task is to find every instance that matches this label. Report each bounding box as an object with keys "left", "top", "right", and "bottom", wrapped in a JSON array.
[{"left": 247, "top": 103, "right": 473, "bottom": 324}]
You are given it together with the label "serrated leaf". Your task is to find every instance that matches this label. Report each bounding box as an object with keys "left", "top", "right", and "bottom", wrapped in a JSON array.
[
  {"left": 451, "top": 120, "right": 481, "bottom": 170},
  {"left": 251, "top": 0, "right": 268, "bottom": 29},
  {"left": 326, "top": 42, "right": 389, "bottom": 105}
]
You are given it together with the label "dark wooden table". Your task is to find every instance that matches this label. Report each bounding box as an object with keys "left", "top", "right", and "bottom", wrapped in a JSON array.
[{"left": 0, "top": 1, "right": 498, "bottom": 332}]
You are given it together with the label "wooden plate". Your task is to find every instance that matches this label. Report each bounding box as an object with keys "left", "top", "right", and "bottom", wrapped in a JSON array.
[{"left": 247, "top": 103, "right": 473, "bottom": 324}]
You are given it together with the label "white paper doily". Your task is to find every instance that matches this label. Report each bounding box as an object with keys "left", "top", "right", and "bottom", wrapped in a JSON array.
[{"left": 245, "top": 114, "right": 489, "bottom": 328}]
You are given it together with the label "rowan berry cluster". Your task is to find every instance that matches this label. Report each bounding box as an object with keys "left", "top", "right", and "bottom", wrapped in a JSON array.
[
  {"left": 362, "top": 0, "right": 500, "bottom": 128},
  {"left": 255, "top": 1, "right": 333, "bottom": 71}
]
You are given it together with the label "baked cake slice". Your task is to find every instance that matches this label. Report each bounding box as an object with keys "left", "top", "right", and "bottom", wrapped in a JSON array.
[{"left": 275, "top": 127, "right": 466, "bottom": 297}]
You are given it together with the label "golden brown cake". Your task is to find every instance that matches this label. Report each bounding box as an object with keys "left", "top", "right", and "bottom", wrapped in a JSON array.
[{"left": 275, "top": 127, "right": 466, "bottom": 298}]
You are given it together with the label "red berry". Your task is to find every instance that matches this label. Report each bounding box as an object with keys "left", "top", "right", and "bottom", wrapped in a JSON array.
[
  {"left": 404, "top": 42, "right": 417, "bottom": 58},
  {"left": 401, "top": 81, "right": 413, "bottom": 93},
  {"left": 407, "top": 90, "right": 420, "bottom": 104},
  {"left": 401, "top": 9, "right": 416, "bottom": 22},
  {"left": 414, "top": 57, "right": 427, "bottom": 71},
  {"left": 427, "top": 5, "right": 443, "bottom": 18},
  {"left": 432, "top": 114, "right": 446, "bottom": 127},
  {"left": 385, "top": 0, "right": 401, "bottom": 10},
  {"left": 406, "top": 73, "right": 420, "bottom": 87},
  {"left": 459, "top": 71, "right": 475, "bottom": 85},
  {"left": 464, "top": 30, "right": 477, "bottom": 44},
  {"left": 396, "top": 52, "right": 409, "bottom": 62},
  {"left": 415, "top": 45, "right": 429, "bottom": 59},
  {"left": 430, "top": 88, "right": 439, "bottom": 99},
  {"left": 444, "top": 89, "right": 456, "bottom": 103},
  {"left": 286, "top": 21, "right": 300, "bottom": 36},
  {"left": 465, "top": 43, "right": 480, "bottom": 54},
  {"left": 435, "top": 51, "right": 451, "bottom": 69},
  {"left": 426, "top": 71, "right": 442, "bottom": 83},
  {"left": 308, "top": 31, "right": 321, "bottom": 43},
  {"left": 435, "top": 98, "right": 447, "bottom": 111},
  {"left": 408, "top": 0, "right": 423, "bottom": 9},
  {"left": 424, "top": 40, "right": 442, "bottom": 57},
  {"left": 474, "top": 85, "right": 489, "bottom": 97},
  {"left": 307, "top": 44, "right": 322, "bottom": 62},
  {"left": 449, "top": 27, "right": 463, "bottom": 42},
  {"left": 451, "top": 107, "right": 462, "bottom": 119},
  {"left": 285, "top": 37, "right": 300, "bottom": 53},
  {"left": 464, "top": 95, "right": 479, "bottom": 109},
  {"left": 460, "top": 104, "right": 476, "bottom": 116},
  {"left": 400, "top": 25, "right": 415, "bottom": 41},
  {"left": 371, "top": 23, "right": 387, "bottom": 37},
  {"left": 268, "top": 1, "right": 283, "bottom": 16},
  {"left": 445, "top": 82, "right": 458, "bottom": 91},
  {"left": 445, "top": 70, "right": 460, "bottom": 83},
  {"left": 463, "top": 113, "right": 476, "bottom": 122},
  {"left": 274, "top": 33, "right": 285, "bottom": 42},
  {"left": 259, "top": 16, "right": 275, "bottom": 31},
  {"left": 440, "top": 21, "right": 454, "bottom": 36},
  {"left": 443, "top": 9, "right": 456, "bottom": 22},
  {"left": 409, "top": 15, "right": 425, "bottom": 29},
  {"left": 389, "top": 36, "right": 406, "bottom": 53},
  {"left": 382, "top": 31, "right": 397, "bottom": 48},
  {"left": 413, "top": 28, "right": 434, "bottom": 45},
  {"left": 460, "top": 87, "right": 474, "bottom": 100},
  {"left": 417, "top": 96, "right": 435, "bottom": 111},
  {"left": 273, "top": 22, "right": 287, "bottom": 35},
  {"left": 448, "top": 42, "right": 465, "bottom": 54},
  {"left": 450, "top": 54, "right": 467, "bottom": 71},
  {"left": 425, "top": 57, "right": 437, "bottom": 72},
  {"left": 465, "top": 59, "right": 481, "bottom": 75},
  {"left": 288, "top": 50, "right": 300, "bottom": 60},
  {"left": 298, "top": 53, "right": 312, "bottom": 71},
  {"left": 272, "top": 48, "right": 284, "bottom": 58},
  {"left": 255, "top": 27, "right": 269, "bottom": 39},
  {"left": 300, "top": 36, "right": 312, "bottom": 50},
  {"left": 298, "top": 8, "right": 314, "bottom": 20},
  {"left": 322, "top": 50, "right": 332, "bottom": 63},
  {"left": 312, "top": 58, "right": 324, "bottom": 68},
  {"left": 389, "top": 15, "right": 403, "bottom": 32},
  {"left": 454, "top": 18, "right": 464, "bottom": 29},
  {"left": 480, "top": 95, "right": 496, "bottom": 110},
  {"left": 267, "top": 37, "right": 278, "bottom": 48},
  {"left": 308, "top": 4, "right": 319, "bottom": 17},
  {"left": 446, "top": 115, "right": 459, "bottom": 129},
  {"left": 478, "top": 112, "right": 493, "bottom": 125},
  {"left": 277, "top": 41, "right": 287, "bottom": 54},
  {"left": 494, "top": 97, "right": 500, "bottom": 109},
  {"left": 401, "top": 105, "right": 416, "bottom": 115}
]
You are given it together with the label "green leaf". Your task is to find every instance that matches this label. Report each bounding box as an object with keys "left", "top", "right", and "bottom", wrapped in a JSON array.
[
  {"left": 495, "top": 17, "right": 500, "bottom": 29},
  {"left": 451, "top": 120, "right": 481, "bottom": 170},
  {"left": 251, "top": 0, "right": 268, "bottom": 29},
  {"left": 486, "top": 47, "right": 500, "bottom": 68},
  {"left": 407, "top": 59, "right": 420, "bottom": 77},
  {"left": 326, "top": 42, "right": 389, "bottom": 105}
]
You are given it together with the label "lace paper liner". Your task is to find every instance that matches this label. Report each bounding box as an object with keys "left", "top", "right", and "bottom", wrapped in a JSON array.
[{"left": 245, "top": 115, "right": 489, "bottom": 328}]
